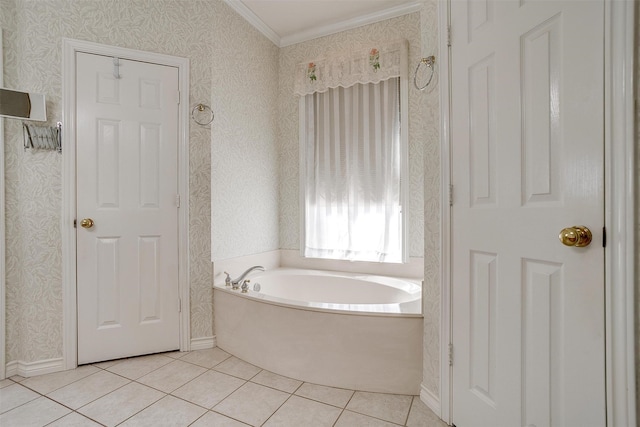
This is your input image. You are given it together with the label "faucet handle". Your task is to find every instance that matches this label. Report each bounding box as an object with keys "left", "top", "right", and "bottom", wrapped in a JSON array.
[
  {"left": 241, "top": 279, "right": 250, "bottom": 293},
  {"left": 223, "top": 271, "right": 231, "bottom": 286}
]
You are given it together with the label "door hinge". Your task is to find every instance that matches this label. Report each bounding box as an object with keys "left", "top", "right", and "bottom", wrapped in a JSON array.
[
  {"left": 177, "top": 90, "right": 181, "bottom": 105},
  {"left": 178, "top": 298, "right": 182, "bottom": 313},
  {"left": 448, "top": 343, "right": 454, "bottom": 366},
  {"left": 447, "top": 25, "right": 452, "bottom": 47},
  {"left": 449, "top": 184, "right": 454, "bottom": 206},
  {"left": 73, "top": 219, "right": 77, "bottom": 228},
  {"left": 602, "top": 226, "right": 606, "bottom": 248},
  {"left": 176, "top": 194, "right": 181, "bottom": 208}
]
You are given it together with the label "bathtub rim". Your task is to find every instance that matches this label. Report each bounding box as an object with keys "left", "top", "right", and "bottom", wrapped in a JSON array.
[{"left": 213, "top": 268, "right": 423, "bottom": 318}]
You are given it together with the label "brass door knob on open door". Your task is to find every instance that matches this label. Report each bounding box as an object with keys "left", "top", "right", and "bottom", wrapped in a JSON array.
[
  {"left": 80, "top": 218, "right": 94, "bottom": 229},
  {"left": 558, "top": 226, "right": 592, "bottom": 247}
]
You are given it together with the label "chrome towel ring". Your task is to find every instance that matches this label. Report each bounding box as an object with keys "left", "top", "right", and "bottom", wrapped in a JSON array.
[
  {"left": 414, "top": 56, "right": 436, "bottom": 91},
  {"left": 191, "top": 103, "right": 214, "bottom": 126}
]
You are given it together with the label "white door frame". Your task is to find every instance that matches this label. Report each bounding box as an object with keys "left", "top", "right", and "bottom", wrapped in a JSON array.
[
  {"left": 0, "top": 29, "right": 6, "bottom": 380},
  {"left": 436, "top": 0, "right": 637, "bottom": 425},
  {"left": 61, "top": 38, "right": 191, "bottom": 370}
]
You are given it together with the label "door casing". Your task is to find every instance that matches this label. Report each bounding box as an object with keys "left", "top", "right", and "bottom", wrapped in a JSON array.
[
  {"left": 0, "top": 29, "right": 6, "bottom": 380},
  {"left": 61, "top": 38, "right": 191, "bottom": 369},
  {"left": 433, "top": 0, "right": 637, "bottom": 425}
]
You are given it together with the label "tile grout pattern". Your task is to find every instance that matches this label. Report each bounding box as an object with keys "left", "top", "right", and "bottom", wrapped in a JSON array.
[{"left": 0, "top": 348, "right": 446, "bottom": 426}]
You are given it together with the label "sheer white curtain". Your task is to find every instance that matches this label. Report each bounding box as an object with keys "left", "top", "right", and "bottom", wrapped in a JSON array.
[{"left": 302, "top": 77, "right": 402, "bottom": 262}]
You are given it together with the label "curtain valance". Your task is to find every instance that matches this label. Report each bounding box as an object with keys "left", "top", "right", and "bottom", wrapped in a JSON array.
[{"left": 293, "top": 39, "right": 408, "bottom": 96}]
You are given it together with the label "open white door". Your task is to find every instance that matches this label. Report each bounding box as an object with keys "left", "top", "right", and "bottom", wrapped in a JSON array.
[
  {"left": 76, "top": 52, "right": 181, "bottom": 364},
  {"left": 450, "top": 1, "right": 605, "bottom": 426}
]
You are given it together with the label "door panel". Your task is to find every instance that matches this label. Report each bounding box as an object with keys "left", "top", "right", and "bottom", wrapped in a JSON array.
[
  {"left": 76, "top": 53, "right": 180, "bottom": 364},
  {"left": 451, "top": 1, "right": 605, "bottom": 426}
]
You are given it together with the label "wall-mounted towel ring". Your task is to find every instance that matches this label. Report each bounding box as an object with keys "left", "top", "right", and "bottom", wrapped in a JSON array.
[
  {"left": 414, "top": 56, "right": 436, "bottom": 91},
  {"left": 191, "top": 103, "right": 214, "bottom": 126}
]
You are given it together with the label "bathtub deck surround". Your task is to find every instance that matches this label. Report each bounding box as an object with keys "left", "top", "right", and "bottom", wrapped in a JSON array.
[
  {"left": 212, "top": 252, "right": 425, "bottom": 395},
  {"left": 213, "top": 268, "right": 423, "bottom": 395},
  {"left": 1, "top": 349, "right": 445, "bottom": 426}
]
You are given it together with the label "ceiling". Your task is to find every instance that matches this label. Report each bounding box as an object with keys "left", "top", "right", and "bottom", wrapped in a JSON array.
[{"left": 223, "top": 0, "right": 422, "bottom": 47}]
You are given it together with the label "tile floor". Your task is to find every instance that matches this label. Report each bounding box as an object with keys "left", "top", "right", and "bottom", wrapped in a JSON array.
[{"left": 0, "top": 348, "right": 447, "bottom": 426}]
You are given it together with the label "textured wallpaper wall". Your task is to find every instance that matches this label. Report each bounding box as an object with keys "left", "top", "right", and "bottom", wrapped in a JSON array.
[
  {"left": 2, "top": 0, "right": 279, "bottom": 363},
  {"left": 210, "top": 16, "right": 279, "bottom": 261},
  {"left": 635, "top": 3, "right": 639, "bottom": 419},
  {"left": 276, "top": 3, "right": 441, "bottom": 395}
]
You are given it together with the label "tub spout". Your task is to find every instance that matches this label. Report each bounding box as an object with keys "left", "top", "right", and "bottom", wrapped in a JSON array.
[{"left": 231, "top": 266, "right": 265, "bottom": 289}]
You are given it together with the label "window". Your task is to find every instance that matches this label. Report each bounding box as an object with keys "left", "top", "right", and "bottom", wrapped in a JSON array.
[{"left": 296, "top": 42, "right": 408, "bottom": 263}]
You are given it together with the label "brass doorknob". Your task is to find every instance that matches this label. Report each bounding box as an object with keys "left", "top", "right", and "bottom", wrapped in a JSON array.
[
  {"left": 558, "top": 226, "right": 592, "bottom": 247},
  {"left": 80, "top": 218, "right": 94, "bottom": 229}
]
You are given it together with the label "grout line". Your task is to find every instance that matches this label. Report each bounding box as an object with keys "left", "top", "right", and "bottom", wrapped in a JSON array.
[
  {"left": 404, "top": 395, "right": 415, "bottom": 426},
  {"left": 291, "top": 381, "right": 304, "bottom": 395},
  {"left": 258, "top": 389, "right": 294, "bottom": 426},
  {"left": 187, "top": 411, "right": 208, "bottom": 426},
  {"left": 41, "top": 394, "right": 106, "bottom": 426},
  {"left": 110, "top": 393, "right": 170, "bottom": 426},
  {"left": 332, "top": 408, "right": 345, "bottom": 427},
  {"left": 209, "top": 408, "right": 252, "bottom": 426}
]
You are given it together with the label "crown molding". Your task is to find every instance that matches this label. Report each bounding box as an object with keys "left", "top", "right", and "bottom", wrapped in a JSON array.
[
  {"left": 223, "top": 0, "right": 281, "bottom": 46},
  {"left": 280, "top": 1, "right": 423, "bottom": 47},
  {"left": 224, "top": 0, "right": 423, "bottom": 48}
]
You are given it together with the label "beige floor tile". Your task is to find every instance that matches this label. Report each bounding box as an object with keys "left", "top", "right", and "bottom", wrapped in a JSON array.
[
  {"left": 137, "top": 359, "right": 207, "bottom": 393},
  {"left": 251, "top": 370, "right": 302, "bottom": 394},
  {"left": 9, "top": 375, "right": 26, "bottom": 382},
  {"left": 406, "top": 396, "right": 448, "bottom": 427},
  {"left": 346, "top": 391, "right": 413, "bottom": 425},
  {"left": 20, "top": 365, "right": 99, "bottom": 395},
  {"left": 106, "top": 354, "right": 174, "bottom": 380},
  {"left": 0, "top": 396, "right": 70, "bottom": 426},
  {"left": 0, "top": 378, "right": 15, "bottom": 389},
  {"left": 47, "top": 411, "right": 103, "bottom": 426},
  {"left": 213, "top": 382, "right": 289, "bottom": 426},
  {"left": 163, "top": 350, "right": 189, "bottom": 359},
  {"left": 77, "top": 381, "right": 164, "bottom": 426},
  {"left": 335, "top": 410, "right": 401, "bottom": 427},
  {"left": 119, "top": 395, "right": 206, "bottom": 426},
  {"left": 213, "top": 357, "right": 261, "bottom": 380},
  {"left": 0, "top": 383, "right": 40, "bottom": 413},
  {"left": 47, "top": 370, "right": 130, "bottom": 410},
  {"left": 172, "top": 370, "right": 245, "bottom": 409},
  {"left": 179, "top": 347, "right": 231, "bottom": 368},
  {"left": 191, "top": 411, "right": 251, "bottom": 426},
  {"left": 93, "top": 360, "right": 121, "bottom": 370},
  {"left": 294, "top": 383, "right": 354, "bottom": 408},
  {"left": 263, "top": 395, "right": 341, "bottom": 427}
]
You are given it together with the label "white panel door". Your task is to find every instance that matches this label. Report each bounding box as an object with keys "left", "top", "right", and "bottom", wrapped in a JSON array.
[
  {"left": 451, "top": 1, "right": 605, "bottom": 426},
  {"left": 76, "top": 53, "right": 180, "bottom": 364}
]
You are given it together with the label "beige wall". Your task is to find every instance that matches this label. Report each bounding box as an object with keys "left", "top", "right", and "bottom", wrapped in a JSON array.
[
  {"left": 2, "top": 0, "right": 279, "bottom": 363},
  {"left": 276, "top": 2, "right": 441, "bottom": 396}
]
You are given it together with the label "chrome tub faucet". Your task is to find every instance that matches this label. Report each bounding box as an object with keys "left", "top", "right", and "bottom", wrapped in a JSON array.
[{"left": 224, "top": 266, "right": 265, "bottom": 290}]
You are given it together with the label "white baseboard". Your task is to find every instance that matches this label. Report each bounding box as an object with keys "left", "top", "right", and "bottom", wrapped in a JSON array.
[
  {"left": 190, "top": 336, "right": 216, "bottom": 351},
  {"left": 5, "top": 338, "right": 218, "bottom": 379},
  {"left": 6, "top": 358, "right": 65, "bottom": 378},
  {"left": 420, "top": 383, "right": 441, "bottom": 418}
]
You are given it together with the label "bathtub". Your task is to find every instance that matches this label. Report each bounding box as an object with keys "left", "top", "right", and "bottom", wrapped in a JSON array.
[{"left": 213, "top": 268, "right": 423, "bottom": 394}]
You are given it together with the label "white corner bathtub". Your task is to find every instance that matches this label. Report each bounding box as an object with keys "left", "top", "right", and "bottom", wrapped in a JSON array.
[{"left": 213, "top": 268, "right": 423, "bottom": 394}]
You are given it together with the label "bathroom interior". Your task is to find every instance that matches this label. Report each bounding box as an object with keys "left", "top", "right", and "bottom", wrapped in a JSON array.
[{"left": 0, "top": 0, "right": 638, "bottom": 426}]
